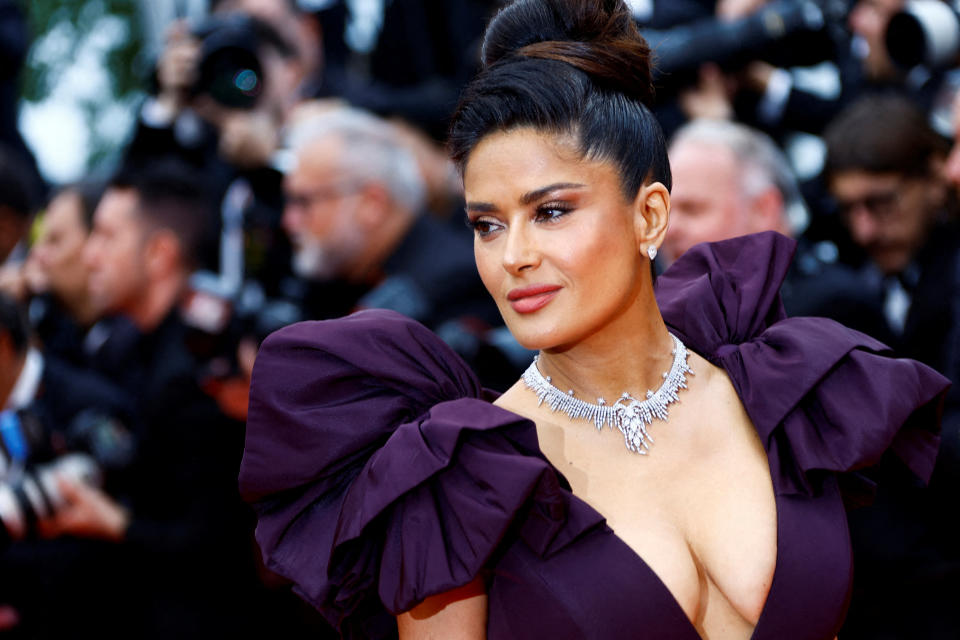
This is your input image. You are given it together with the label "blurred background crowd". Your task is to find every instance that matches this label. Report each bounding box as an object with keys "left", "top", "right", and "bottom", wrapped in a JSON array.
[{"left": 0, "top": 0, "right": 958, "bottom": 637}]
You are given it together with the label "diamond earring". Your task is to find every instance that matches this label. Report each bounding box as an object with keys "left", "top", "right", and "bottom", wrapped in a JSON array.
[{"left": 647, "top": 245, "right": 658, "bottom": 261}]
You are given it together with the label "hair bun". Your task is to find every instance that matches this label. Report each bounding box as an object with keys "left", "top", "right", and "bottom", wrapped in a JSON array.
[{"left": 481, "top": 0, "right": 654, "bottom": 105}]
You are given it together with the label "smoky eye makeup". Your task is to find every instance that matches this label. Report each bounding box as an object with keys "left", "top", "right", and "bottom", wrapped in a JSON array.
[
  {"left": 464, "top": 211, "right": 503, "bottom": 237},
  {"left": 534, "top": 201, "right": 574, "bottom": 222}
]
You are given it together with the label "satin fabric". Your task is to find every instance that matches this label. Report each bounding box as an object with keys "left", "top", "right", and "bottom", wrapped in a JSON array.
[{"left": 240, "top": 232, "right": 948, "bottom": 639}]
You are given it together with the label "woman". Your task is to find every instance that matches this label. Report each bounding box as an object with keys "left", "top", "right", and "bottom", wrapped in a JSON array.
[{"left": 239, "top": 1, "right": 948, "bottom": 638}]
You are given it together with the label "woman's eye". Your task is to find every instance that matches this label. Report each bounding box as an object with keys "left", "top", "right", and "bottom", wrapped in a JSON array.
[
  {"left": 466, "top": 217, "right": 503, "bottom": 238},
  {"left": 535, "top": 203, "right": 572, "bottom": 223}
]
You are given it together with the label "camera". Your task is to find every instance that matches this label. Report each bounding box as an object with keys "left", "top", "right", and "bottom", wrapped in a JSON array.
[
  {"left": 188, "top": 13, "right": 296, "bottom": 110},
  {"left": 647, "top": 0, "right": 850, "bottom": 91},
  {"left": 0, "top": 408, "right": 134, "bottom": 541},
  {"left": 886, "top": 0, "right": 960, "bottom": 71},
  {"left": 190, "top": 12, "right": 295, "bottom": 110},
  {"left": 191, "top": 14, "right": 264, "bottom": 110}
]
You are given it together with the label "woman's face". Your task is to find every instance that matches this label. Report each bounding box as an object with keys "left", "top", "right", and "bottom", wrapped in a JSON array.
[{"left": 464, "top": 127, "right": 664, "bottom": 352}]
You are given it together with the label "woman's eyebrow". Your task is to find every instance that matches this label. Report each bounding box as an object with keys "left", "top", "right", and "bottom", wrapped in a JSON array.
[
  {"left": 520, "top": 182, "right": 585, "bottom": 205},
  {"left": 466, "top": 182, "right": 586, "bottom": 213},
  {"left": 465, "top": 201, "right": 497, "bottom": 213}
]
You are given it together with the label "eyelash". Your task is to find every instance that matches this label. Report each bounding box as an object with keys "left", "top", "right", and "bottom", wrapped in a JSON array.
[
  {"left": 465, "top": 217, "right": 501, "bottom": 237},
  {"left": 535, "top": 202, "right": 572, "bottom": 222},
  {"left": 466, "top": 202, "right": 573, "bottom": 238}
]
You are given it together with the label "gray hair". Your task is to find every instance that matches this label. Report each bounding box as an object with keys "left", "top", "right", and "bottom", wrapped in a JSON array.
[
  {"left": 284, "top": 106, "right": 427, "bottom": 214},
  {"left": 670, "top": 119, "right": 809, "bottom": 234}
]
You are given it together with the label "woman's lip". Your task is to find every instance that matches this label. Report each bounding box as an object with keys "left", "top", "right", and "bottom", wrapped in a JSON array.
[
  {"left": 507, "top": 284, "right": 562, "bottom": 301},
  {"left": 507, "top": 286, "right": 561, "bottom": 314}
]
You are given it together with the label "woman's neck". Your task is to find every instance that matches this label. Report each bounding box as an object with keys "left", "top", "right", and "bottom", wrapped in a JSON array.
[{"left": 535, "top": 295, "right": 677, "bottom": 405}]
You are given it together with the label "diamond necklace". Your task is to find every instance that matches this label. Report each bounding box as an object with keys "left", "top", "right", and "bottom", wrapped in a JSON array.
[{"left": 521, "top": 333, "right": 694, "bottom": 454}]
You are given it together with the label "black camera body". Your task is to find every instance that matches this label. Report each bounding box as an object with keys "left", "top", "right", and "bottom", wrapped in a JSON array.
[
  {"left": 0, "top": 408, "right": 134, "bottom": 541},
  {"left": 647, "top": 0, "right": 851, "bottom": 92},
  {"left": 190, "top": 14, "right": 266, "bottom": 110}
]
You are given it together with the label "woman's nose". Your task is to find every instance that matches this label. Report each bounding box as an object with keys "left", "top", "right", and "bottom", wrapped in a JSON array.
[{"left": 501, "top": 224, "right": 540, "bottom": 274}]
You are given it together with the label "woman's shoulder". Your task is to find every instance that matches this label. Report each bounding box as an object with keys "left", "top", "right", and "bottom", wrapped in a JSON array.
[
  {"left": 655, "top": 231, "right": 796, "bottom": 354},
  {"left": 238, "top": 310, "right": 586, "bottom": 637},
  {"left": 239, "top": 309, "right": 487, "bottom": 498},
  {"left": 657, "top": 232, "right": 948, "bottom": 499}
]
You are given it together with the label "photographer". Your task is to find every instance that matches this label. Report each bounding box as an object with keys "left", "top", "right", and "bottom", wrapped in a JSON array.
[
  {"left": 130, "top": 10, "right": 302, "bottom": 171},
  {"left": 737, "top": 0, "right": 943, "bottom": 136},
  {"left": 629, "top": 1, "right": 841, "bottom": 132},
  {"left": 1, "top": 162, "right": 260, "bottom": 638},
  {"left": 0, "top": 291, "right": 139, "bottom": 634},
  {"left": 641, "top": 0, "right": 948, "bottom": 139},
  {"left": 126, "top": 6, "right": 306, "bottom": 293},
  {"left": 0, "top": 183, "right": 111, "bottom": 369}
]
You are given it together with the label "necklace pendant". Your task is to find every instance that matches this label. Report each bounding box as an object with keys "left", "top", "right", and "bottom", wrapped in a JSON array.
[
  {"left": 522, "top": 333, "right": 694, "bottom": 456},
  {"left": 618, "top": 402, "right": 653, "bottom": 453}
]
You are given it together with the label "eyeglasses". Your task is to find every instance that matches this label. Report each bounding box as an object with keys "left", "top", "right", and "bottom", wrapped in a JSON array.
[
  {"left": 284, "top": 182, "right": 366, "bottom": 210},
  {"left": 835, "top": 189, "right": 901, "bottom": 221},
  {"left": 833, "top": 175, "right": 921, "bottom": 222}
]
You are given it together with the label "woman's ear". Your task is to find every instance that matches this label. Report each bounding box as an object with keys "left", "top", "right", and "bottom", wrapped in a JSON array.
[{"left": 633, "top": 181, "right": 670, "bottom": 254}]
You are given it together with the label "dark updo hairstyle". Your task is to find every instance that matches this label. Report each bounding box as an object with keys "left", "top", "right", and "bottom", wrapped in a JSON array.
[{"left": 449, "top": 0, "right": 670, "bottom": 199}]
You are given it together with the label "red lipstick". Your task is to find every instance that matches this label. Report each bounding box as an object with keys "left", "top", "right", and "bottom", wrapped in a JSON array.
[{"left": 507, "top": 284, "right": 561, "bottom": 313}]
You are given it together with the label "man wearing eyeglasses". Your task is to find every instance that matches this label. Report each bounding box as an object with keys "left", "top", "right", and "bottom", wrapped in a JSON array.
[
  {"left": 282, "top": 105, "right": 484, "bottom": 322},
  {"left": 662, "top": 118, "right": 887, "bottom": 340},
  {"left": 280, "top": 105, "right": 520, "bottom": 388},
  {"left": 824, "top": 93, "right": 960, "bottom": 640},
  {"left": 824, "top": 94, "right": 955, "bottom": 342}
]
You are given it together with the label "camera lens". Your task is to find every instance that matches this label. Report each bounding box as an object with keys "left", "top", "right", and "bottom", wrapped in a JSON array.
[
  {"left": 198, "top": 46, "right": 263, "bottom": 109},
  {"left": 887, "top": 12, "right": 933, "bottom": 69},
  {"left": 886, "top": 1, "right": 960, "bottom": 70}
]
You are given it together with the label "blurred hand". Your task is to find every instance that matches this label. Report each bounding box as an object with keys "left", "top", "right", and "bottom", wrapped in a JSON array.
[
  {"left": 0, "top": 254, "right": 51, "bottom": 301},
  {"left": 21, "top": 252, "right": 49, "bottom": 294},
  {"left": 38, "top": 476, "right": 129, "bottom": 543},
  {"left": 680, "top": 63, "right": 735, "bottom": 121},
  {"left": 218, "top": 110, "right": 279, "bottom": 169},
  {"left": 741, "top": 60, "right": 776, "bottom": 94},
  {"left": 0, "top": 264, "right": 27, "bottom": 301},
  {"left": 156, "top": 19, "right": 200, "bottom": 115},
  {"left": 716, "top": 0, "right": 770, "bottom": 21}
]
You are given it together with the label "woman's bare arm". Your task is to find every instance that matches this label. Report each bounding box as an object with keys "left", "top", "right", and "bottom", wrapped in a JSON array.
[{"left": 396, "top": 576, "right": 488, "bottom": 640}]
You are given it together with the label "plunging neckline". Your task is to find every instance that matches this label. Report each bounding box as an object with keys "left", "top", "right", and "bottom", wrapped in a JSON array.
[
  {"left": 490, "top": 327, "right": 854, "bottom": 639},
  {"left": 542, "top": 453, "right": 851, "bottom": 640},
  {"left": 512, "top": 365, "right": 782, "bottom": 637},
  {"left": 554, "top": 464, "right": 783, "bottom": 640}
]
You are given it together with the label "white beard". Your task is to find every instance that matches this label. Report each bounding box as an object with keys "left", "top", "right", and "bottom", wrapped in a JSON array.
[
  {"left": 291, "top": 239, "right": 340, "bottom": 281},
  {"left": 289, "top": 212, "right": 369, "bottom": 281}
]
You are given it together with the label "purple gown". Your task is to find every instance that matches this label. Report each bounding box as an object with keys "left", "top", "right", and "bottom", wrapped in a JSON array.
[{"left": 239, "top": 232, "right": 948, "bottom": 639}]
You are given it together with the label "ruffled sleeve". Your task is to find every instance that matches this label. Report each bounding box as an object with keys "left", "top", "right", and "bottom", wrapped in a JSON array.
[
  {"left": 238, "top": 310, "right": 583, "bottom": 638},
  {"left": 655, "top": 231, "right": 948, "bottom": 498}
]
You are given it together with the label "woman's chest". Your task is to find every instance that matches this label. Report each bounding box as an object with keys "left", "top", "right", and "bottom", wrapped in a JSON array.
[
  {"left": 487, "top": 483, "right": 851, "bottom": 640},
  {"left": 534, "top": 406, "right": 778, "bottom": 633}
]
